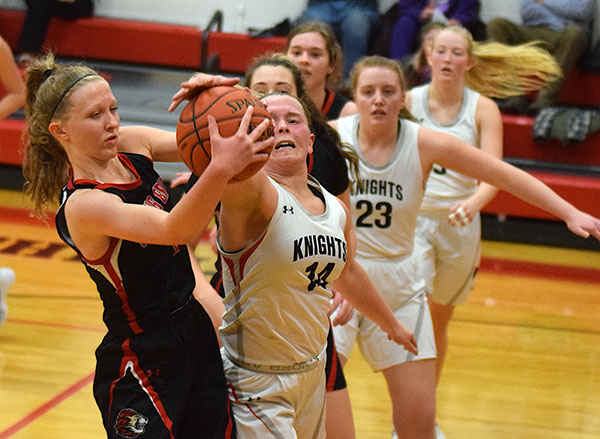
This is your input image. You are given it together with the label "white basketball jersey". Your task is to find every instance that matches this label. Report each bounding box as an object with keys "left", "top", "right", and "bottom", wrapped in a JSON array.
[
  {"left": 410, "top": 84, "right": 481, "bottom": 210},
  {"left": 219, "top": 177, "right": 348, "bottom": 368},
  {"left": 337, "top": 115, "right": 424, "bottom": 259}
]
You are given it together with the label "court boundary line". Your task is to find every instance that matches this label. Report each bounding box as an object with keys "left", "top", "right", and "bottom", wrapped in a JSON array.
[{"left": 0, "top": 371, "right": 95, "bottom": 439}]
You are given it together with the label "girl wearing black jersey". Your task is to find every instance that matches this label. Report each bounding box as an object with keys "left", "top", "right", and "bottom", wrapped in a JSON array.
[
  {"left": 285, "top": 21, "right": 358, "bottom": 120},
  {"left": 22, "top": 54, "right": 272, "bottom": 439}
]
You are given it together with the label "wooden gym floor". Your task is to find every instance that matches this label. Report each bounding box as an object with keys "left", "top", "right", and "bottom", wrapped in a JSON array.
[{"left": 0, "top": 187, "right": 598, "bottom": 439}]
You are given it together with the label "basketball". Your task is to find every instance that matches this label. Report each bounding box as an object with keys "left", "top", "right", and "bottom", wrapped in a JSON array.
[{"left": 176, "top": 85, "right": 273, "bottom": 181}]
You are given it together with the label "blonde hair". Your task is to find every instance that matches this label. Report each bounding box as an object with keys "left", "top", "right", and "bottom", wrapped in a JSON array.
[
  {"left": 437, "top": 26, "right": 562, "bottom": 98},
  {"left": 350, "top": 55, "right": 416, "bottom": 121},
  {"left": 22, "top": 53, "right": 103, "bottom": 218}
]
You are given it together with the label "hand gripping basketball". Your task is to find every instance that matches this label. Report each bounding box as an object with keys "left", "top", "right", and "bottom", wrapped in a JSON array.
[
  {"left": 176, "top": 86, "right": 274, "bottom": 181},
  {"left": 207, "top": 106, "right": 274, "bottom": 181}
]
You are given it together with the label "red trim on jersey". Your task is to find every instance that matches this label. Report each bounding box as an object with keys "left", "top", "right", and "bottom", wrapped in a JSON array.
[
  {"left": 221, "top": 231, "right": 267, "bottom": 286},
  {"left": 81, "top": 237, "right": 143, "bottom": 334},
  {"left": 85, "top": 238, "right": 143, "bottom": 335},
  {"left": 222, "top": 256, "right": 237, "bottom": 286},
  {"left": 224, "top": 397, "right": 235, "bottom": 438},
  {"left": 66, "top": 167, "right": 77, "bottom": 190},
  {"left": 228, "top": 383, "right": 277, "bottom": 435},
  {"left": 67, "top": 153, "right": 143, "bottom": 191},
  {"left": 105, "top": 260, "right": 143, "bottom": 334},
  {"left": 109, "top": 339, "right": 176, "bottom": 439},
  {"left": 237, "top": 233, "right": 267, "bottom": 281},
  {"left": 82, "top": 237, "right": 119, "bottom": 266},
  {"left": 214, "top": 275, "right": 223, "bottom": 294},
  {"left": 321, "top": 89, "right": 335, "bottom": 117}
]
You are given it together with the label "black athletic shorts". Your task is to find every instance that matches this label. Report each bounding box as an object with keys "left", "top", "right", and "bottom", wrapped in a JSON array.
[
  {"left": 93, "top": 299, "right": 236, "bottom": 438},
  {"left": 325, "top": 325, "right": 347, "bottom": 392}
]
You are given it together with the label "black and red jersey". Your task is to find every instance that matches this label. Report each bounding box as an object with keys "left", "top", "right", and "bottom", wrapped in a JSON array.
[{"left": 56, "top": 153, "right": 195, "bottom": 337}]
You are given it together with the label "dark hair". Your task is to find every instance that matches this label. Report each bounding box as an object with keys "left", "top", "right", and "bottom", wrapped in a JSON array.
[
  {"left": 246, "top": 53, "right": 360, "bottom": 184},
  {"left": 285, "top": 20, "right": 344, "bottom": 89},
  {"left": 245, "top": 53, "right": 306, "bottom": 97}
]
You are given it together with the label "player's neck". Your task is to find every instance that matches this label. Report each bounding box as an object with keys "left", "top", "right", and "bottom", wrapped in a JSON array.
[
  {"left": 309, "top": 87, "right": 327, "bottom": 111},
  {"left": 430, "top": 79, "right": 464, "bottom": 106}
]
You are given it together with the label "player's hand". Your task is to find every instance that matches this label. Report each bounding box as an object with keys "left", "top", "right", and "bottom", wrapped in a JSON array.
[
  {"left": 328, "top": 290, "right": 355, "bottom": 326},
  {"left": 207, "top": 106, "right": 274, "bottom": 180},
  {"left": 387, "top": 322, "right": 418, "bottom": 355},
  {"left": 170, "top": 172, "right": 192, "bottom": 188},
  {"left": 565, "top": 209, "right": 600, "bottom": 241},
  {"left": 169, "top": 73, "right": 240, "bottom": 112},
  {"left": 448, "top": 201, "right": 477, "bottom": 227}
]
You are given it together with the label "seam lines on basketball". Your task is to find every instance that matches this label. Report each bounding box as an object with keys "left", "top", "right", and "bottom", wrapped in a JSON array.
[
  {"left": 191, "top": 95, "right": 210, "bottom": 175},
  {"left": 190, "top": 88, "right": 245, "bottom": 174}
]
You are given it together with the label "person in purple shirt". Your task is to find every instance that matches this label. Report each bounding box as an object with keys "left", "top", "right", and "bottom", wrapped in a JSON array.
[{"left": 389, "top": 0, "right": 482, "bottom": 60}]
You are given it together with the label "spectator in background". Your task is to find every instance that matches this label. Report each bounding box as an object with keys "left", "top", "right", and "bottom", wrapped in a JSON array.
[
  {"left": 389, "top": 0, "right": 482, "bottom": 61},
  {"left": 401, "top": 21, "right": 446, "bottom": 89},
  {"left": 16, "top": 0, "right": 95, "bottom": 65},
  {"left": 0, "top": 34, "right": 25, "bottom": 326},
  {"left": 295, "top": 0, "right": 380, "bottom": 79},
  {"left": 487, "top": 0, "right": 595, "bottom": 113}
]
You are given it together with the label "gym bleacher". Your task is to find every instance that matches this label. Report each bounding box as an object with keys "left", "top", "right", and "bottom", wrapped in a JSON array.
[{"left": 0, "top": 5, "right": 598, "bottom": 250}]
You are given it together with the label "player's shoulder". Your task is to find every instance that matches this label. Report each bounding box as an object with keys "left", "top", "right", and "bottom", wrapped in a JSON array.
[{"left": 117, "top": 126, "right": 154, "bottom": 158}]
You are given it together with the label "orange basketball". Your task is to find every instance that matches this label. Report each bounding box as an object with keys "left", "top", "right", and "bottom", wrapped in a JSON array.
[{"left": 176, "top": 85, "right": 273, "bottom": 181}]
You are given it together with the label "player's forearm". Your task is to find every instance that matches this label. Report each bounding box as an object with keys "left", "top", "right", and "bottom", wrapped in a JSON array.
[
  {"left": 0, "top": 94, "right": 24, "bottom": 121},
  {"left": 167, "top": 165, "right": 232, "bottom": 242},
  {"left": 470, "top": 183, "right": 499, "bottom": 211},
  {"left": 333, "top": 260, "right": 398, "bottom": 334}
]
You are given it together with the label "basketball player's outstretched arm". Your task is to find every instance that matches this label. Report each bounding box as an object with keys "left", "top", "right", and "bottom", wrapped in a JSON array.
[
  {"left": 69, "top": 109, "right": 273, "bottom": 248},
  {"left": 418, "top": 127, "right": 600, "bottom": 241},
  {"left": 333, "top": 204, "right": 418, "bottom": 355}
]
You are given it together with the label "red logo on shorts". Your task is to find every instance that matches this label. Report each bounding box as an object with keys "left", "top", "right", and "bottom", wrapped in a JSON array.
[{"left": 114, "top": 408, "right": 148, "bottom": 438}]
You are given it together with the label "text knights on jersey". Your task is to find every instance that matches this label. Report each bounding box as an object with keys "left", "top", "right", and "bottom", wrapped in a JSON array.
[
  {"left": 293, "top": 234, "right": 347, "bottom": 262},
  {"left": 351, "top": 179, "right": 403, "bottom": 200}
]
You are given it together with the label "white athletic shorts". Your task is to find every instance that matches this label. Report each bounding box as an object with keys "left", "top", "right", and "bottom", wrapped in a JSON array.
[
  {"left": 414, "top": 211, "right": 481, "bottom": 306},
  {"left": 333, "top": 255, "right": 437, "bottom": 371},
  {"left": 222, "top": 349, "right": 326, "bottom": 439}
]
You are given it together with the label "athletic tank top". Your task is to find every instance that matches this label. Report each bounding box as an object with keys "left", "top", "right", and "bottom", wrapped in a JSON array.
[
  {"left": 219, "top": 177, "right": 347, "bottom": 368},
  {"left": 410, "top": 84, "right": 481, "bottom": 210},
  {"left": 55, "top": 153, "right": 195, "bottom": 337},
  {"left": 322, "top": 89, "right": 350, "bottom": 121},
  {"left": 337, "top": 115, "right": 424, "bottom": 259},
  {"left": 310, "top": 135, "right": 349, "bottom": 196}
]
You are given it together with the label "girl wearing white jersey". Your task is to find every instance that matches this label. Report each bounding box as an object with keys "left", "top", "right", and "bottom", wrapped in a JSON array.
[
  {"left": 330, "top": 55, "right": 600, "bottom": 439},
  {"left": 406, "top": 26, "right": 569, "bottom": 427},
  {"left": 167, "top": 86, "right": 418, "bottom": 438}
]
